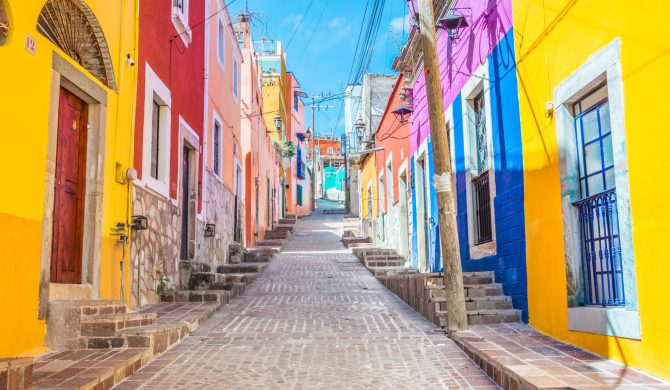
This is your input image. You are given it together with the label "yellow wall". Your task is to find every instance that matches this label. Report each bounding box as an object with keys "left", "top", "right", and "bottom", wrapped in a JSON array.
[
  {"left": 359, "top": 153, "right": 378, "bottom": 219},
  {"left": 515, "top": 0, "right": 670, "bottom": 380},
  {"left": 0, "top": 0, "right": 138, "bottom": 357}
]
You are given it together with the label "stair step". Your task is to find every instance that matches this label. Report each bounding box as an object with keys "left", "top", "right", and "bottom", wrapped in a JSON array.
[
  {"left": 217, "top": 262, "right": 267, "bottom": 274},
  {"left": 257, "top": 240, "right": 285, "bottom": 247},
  {"left": 188, "top": 272, "right": 232, "bottom": 290},
  {"left": 80, "top": 313, "right": 157, "bottom": 337},
  {"left": 372, "top": 267, "right": 418, "bottom": 277},
  {"left": 463, "top": 283, "right": 503, "bottom": 297},
  {"left": 76, "top": 300, "right": 127, "bottom": 316},
  {"left": 467, "top": 309, "right": 521, "bottom": 325},
  {"left": 217, "top": 272, "right": 258, "bottom": 284},
  {"left": 462, "top": 271, "right": 495, "bottom": 285},
  {"left": 466, "top": 296, "right": 513, "bottom": 310},
  {"left": 120, "top": 322, "right": 189, "bottom": 356},
  {"left": 160, "top": 290, "right": 230, "bottom": 304}
]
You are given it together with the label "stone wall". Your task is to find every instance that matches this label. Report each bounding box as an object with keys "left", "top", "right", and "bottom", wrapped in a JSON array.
[
  {"left": 130, "top": 186, "right": 180, "bottom": 308},
  {"left": 197, "top": 172, "right": 238, "bottom": 268}
]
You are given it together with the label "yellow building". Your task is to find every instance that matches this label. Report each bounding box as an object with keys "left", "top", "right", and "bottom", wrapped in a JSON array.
[
  {"left": 358, "top": 151, "right": 378, "bottom": 235},
  {"left": 515, "top": 0, "right": 670, "bottom": 380},
  {"left": 0, "top": 0, "right": 137, "bottom": 357}
]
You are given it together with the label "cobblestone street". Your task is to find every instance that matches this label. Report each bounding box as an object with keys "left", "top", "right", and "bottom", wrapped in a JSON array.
[{"left": 114, "top": 202, "right": 497, "bottom": 389}]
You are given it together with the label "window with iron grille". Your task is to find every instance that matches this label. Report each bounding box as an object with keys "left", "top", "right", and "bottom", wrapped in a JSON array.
[
  {"left": 213, "top": 121, "right": 221, "bottom": 176},
  {"left": 572, "top": 89, "right": 624, "bottom": 306},
  {"left": 473, "top": 171, "right": 492, "bottom": 244},
  {"left": 471, "top": 91, "right": 492, "bottom": 244}
]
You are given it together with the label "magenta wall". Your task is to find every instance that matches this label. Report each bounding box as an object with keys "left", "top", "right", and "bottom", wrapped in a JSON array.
[{"left": 409, "top": 0, "right": 513, "bottom": 155}]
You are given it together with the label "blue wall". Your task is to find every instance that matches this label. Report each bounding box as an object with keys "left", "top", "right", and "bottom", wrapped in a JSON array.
[
  {"left": 453, "top": 29, "right": 528, "bottom": 322},
  {"left": 409, "top": 29, "right": 528, "bottom": 322}
]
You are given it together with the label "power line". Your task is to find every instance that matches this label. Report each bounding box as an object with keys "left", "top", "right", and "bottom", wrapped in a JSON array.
[
  {"left": 294, "top": 0, "right": 332, "bottom": 67},
  {"left": 285, "top": 0, "right": 316, "bottom": 51}
]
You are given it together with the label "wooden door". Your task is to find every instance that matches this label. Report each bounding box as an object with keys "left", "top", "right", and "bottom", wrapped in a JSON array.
[{"left": 51, "top": 88, "right": 88, "bottom": 284}]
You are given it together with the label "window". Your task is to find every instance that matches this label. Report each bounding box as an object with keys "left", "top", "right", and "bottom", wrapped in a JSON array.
[
  {"left": 378, "top": 174, "right": 384, "bottom": 214},
  {"left": 217, "top": 19, "right": 225, "bottom": 67},
  {"left": 460, "top": 60, "right": 497, "bottom": 259},
  {"left": 471, "top": 91, "right": 492, "bottom": 244},
  {"left": 296, "top": 147, "right": 305, "bottom": 179},
  {"left": 327, "top": 147, "right": 333, "bottom": 154},
  {"left": 294, "top": 92, "right": 299, "bottom": 111},
  {"left": 172, "top": 0, "right": 191, "bottom": 43},
  {"left": 213, "top": 120, "right": 222, "bottom": 177},
  {"left": 386, "top": 159, "right": 393, "bottom": 208},
  {"left": 233, "top": 57, "right": 239, "bottom": 99},
  {"left": 297, "top": 184, "right": 303, "bottom": 206},
  {"left": 150, "top": 100, "right": 161, "bottom": 179},
  {"left": 143, "top": 64, "right": 171, "bottom": 196}
]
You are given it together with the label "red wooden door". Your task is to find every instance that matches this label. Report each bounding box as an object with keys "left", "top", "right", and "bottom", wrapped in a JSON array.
[{"left": 51, "top": 88, "right": 88, "bottom": 284}]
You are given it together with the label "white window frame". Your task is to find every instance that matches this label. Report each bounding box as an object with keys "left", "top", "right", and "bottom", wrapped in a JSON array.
[
  {"left": 216, "top": 15, "right": 225, "bottom": 70},
  {"left": 172, "top": 0, "right": 192, "bottom": 45},
  {"left": 141, "top": 63, "right": 172, "bottom": 198},
  {"left": 327, "top": 147, "right": 334, "bottom": 154},
  {"left": 386, "top": 153, "right": 394, "bottom": 208},
  {"left": 212, "top": 112, "right": 223, "bottom": 181},
  {"left": 553, "top": 39, "right": 639, "bottom": 340},
  {"left": 378, "top": 171, "right": 385, "bottom": 214},
  {"left": 233, "top": 56, "right": 240, "bottom": 100},
  {"left": 460, "top": 60, "right": 497, "bottom": 260}
]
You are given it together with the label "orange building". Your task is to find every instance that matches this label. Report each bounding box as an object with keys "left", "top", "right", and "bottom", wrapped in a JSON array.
[{"left": 238, "top": 15, "right": 276, "bottom": 247}]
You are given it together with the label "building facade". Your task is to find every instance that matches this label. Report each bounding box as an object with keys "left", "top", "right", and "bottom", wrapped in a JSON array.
[
  {"left": 131, "top": 0, "right": 207, "bottom": 306},
  {"left": 514, "top": 0, "right": 670, "bottom": 380},
  {"left": 285, "top": 72, "right": 312, "bottom": 215},
  {"left": 394, "top": 0, "right": 528, "bottom": 320},
  {"left": 0, "top": 0, "right": 138, "bottom": 356},
  {"left": 237, "top": 14, "right": 276, "bottom": 248}
]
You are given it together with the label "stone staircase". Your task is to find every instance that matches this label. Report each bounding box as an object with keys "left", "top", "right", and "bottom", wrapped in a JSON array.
[{"left": 352, "top": 246, "right": 521, "bottom": 328}]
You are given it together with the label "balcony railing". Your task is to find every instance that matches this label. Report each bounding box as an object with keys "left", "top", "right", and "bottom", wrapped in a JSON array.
[{"left": 573, "top": 189, "right": 625, "bottom": 306}]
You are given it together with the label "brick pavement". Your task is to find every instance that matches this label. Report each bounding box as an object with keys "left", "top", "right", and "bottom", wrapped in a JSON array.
[{"left": 114, "top": 201, "right": 498, "bottom": 389}]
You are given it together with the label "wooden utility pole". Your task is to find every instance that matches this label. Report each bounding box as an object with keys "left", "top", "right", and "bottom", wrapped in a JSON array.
[{"left": 417, "top": 0, "right": 468, "bottom": 332}]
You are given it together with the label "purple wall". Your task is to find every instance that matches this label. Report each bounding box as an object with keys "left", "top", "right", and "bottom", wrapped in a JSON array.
[{"left": 409, "top": 0, "right": 513, "bottom": 155}]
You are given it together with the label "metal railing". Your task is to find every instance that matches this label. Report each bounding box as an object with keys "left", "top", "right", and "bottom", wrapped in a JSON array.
[
  {"left": 473, "top": 171, "right": 492, "bottom": 244},
  {"left": 573, "top": 189, "right": 625, "bottom": 306}
]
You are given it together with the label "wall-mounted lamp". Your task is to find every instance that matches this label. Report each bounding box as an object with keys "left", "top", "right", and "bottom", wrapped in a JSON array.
[
  {"left": 273, "top": 113, "right": 282, "bottom": 133},
  {"left": 204, "top": 223, "right": 215, "bottom": 237},
  {"left": 306, "top": 128, "right": 312, "bottom": 139},
  {"left": 436, "top": 13, "right": 469, "bottom": 41},
  {"left": 355, "top": 117, "right": 366, "bottom": 143},
  {"left": 131, "top": 215, "right": 148, "bottom": 230},
  {"left": 545, "top": 101, "right": 555, "bottom": 118},
  {"left": 391, "top": 105, "right": 413, "bottom": 124}
]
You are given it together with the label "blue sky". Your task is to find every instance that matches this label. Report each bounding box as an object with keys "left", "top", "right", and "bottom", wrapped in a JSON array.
[{"left": 228, "top": 0, "right": 409, "bottom": 136}]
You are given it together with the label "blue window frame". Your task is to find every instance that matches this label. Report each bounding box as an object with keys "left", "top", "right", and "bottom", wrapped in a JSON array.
[
  {"left": 297, "top": 184, "right": 303, "bottom": 206},
  {"left": 293, "top": 92, "right": 299, "bottom": 111},
  {"left": 572, "top": 92, "right": 624, "bottom": 307},
  {"left": 296, "top": 146, "right": 305, "bottom": 179}
]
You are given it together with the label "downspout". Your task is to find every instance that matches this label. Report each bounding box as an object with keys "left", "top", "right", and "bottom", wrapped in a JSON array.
[{"left": 201, "top": 0, "right": 211, "bottom": 230}]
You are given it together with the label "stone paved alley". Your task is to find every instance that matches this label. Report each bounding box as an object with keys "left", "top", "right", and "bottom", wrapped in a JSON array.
[{"left": 113, "top": 202, "right": 497, "bottom": 389}]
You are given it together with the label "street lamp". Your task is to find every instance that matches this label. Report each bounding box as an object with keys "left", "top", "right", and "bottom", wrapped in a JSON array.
[
  {"left": 355, "top": 117, "right": 366, "bottom": 144},
  {"left": 273, "top": 113, "right": 282, "bottom": 133}
]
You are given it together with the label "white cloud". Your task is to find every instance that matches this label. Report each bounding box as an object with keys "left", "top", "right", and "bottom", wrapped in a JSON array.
[
  {"left": 390, "top": 15, "right": 409, "bottom": 33},
  {"left": 283, "top": 13, "right": 305, "bottom": 32}
]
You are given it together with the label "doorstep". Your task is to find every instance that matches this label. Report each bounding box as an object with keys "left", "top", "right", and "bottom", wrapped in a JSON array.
[
  {"left": 452, "top": 323, "right": 670, "bottom": 389},
  {"left": 32, "top": 301, "right": 222, "bottom": 389}
]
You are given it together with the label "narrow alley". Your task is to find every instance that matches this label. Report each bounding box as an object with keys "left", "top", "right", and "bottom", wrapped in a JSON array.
[{"left": 113, "top": 201, "right": 496, "bottom": 389}]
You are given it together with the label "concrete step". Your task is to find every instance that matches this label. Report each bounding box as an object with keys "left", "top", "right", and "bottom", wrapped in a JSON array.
[
  {"left": 264, "top": 230, "right": 291, "bottom": 239},
  {"left": 256, "top": 240, "right": 285, "bottom": 248},
  {"left": 371, "top": 267, "right": 419, "bottom": 277},
  {"left": 120, "top": 322, "right": 189, "bottom": 355},
  {"left": 217, "top": 262, "right": 267, "bottom": 274},
  {"left": 278, "top": 218, "right": 296, "bottom": 225},
  {"left": 244, "top": 252, "right": 274, "bottom": 263},
  {"left": 365, "top": 259, "right": 405, "bottom": 268},
  {"left": 188, "top": 272, "right": 233, "bottom": 290},
  {"left": 467, "top": 309, "right": 522, "bottom": 325},
  {"left": 160, "top": 290, "right": 231, "bottom": 304},
  {"left": 80, "top": 312, "right": 157, "bottom": 337},
  {"left": 466, "top": 296, "right": 513, "bottom": 311},
  {"left": 217, "top": 272, "right": 258, "bottom": 284},
  {"left": 462, "top": 271, "right": 495, "bottom": 285},
  {"left": 0, "top": 357, "right": 33, "bottom": 390},
  {"left": 464, "top": 283, "right": 503, "bottom": 297}
]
